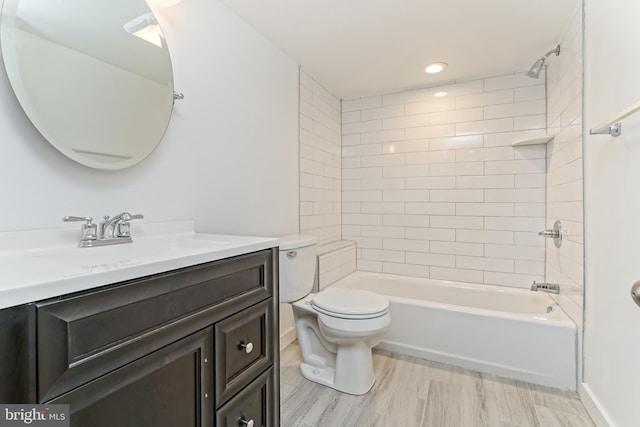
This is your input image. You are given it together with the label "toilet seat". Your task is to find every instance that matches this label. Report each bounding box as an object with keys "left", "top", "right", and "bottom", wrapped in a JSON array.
[{"left": 311, "top": 288, "right": 389, "bottom": 319}]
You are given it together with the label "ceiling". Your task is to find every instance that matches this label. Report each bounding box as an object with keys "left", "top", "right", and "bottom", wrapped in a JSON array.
[{"left": 220, "top": 0, "right": 579, "bottom": 99}]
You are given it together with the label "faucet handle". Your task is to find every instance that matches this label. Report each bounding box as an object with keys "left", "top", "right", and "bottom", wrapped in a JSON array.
[
  {"left": 116, "top": 213, "right": 144, "bottom": 238},
  {"left": 63, "top": 216, "right": 98, "bottom": 243},
  {"left": 538, "top": 220, "right": 563, "bottom": 248},
  {"left": 109, "top": 213, "right": 144, "bottom": 222},
  {"left": 63, "top": 216, "right": 94, "bottom": 224}
]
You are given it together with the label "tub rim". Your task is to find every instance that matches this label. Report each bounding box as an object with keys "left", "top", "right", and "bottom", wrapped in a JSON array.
[{"left": 330, "top": 270, "right": 576, "bottom": 329}]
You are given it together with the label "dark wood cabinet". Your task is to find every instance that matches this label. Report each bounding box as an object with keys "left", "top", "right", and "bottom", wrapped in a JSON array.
[
  {"left": 215, "top": 299, "right": 273, "bottom": 406},
  {"left": 0, "top": 248, "right": 280, "bottom": 427},
  {"left": 216, "top": 368, "right": 274, "bottom": 427},
  {"left": 0, "top": 304, "right": 36, "bottom": 404},
  {"left": 50, "top": 327, "right": 213, "bottom": 427}
]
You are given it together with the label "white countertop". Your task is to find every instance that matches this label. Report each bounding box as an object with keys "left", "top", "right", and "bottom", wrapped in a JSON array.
[{"left": 0, "top": 221, "right": 279, "bottom": 310}]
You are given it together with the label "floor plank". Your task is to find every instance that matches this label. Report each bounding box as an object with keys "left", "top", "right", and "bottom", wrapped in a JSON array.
[{"left": 280, "top": 342, "right": 595, "bottom": 427}]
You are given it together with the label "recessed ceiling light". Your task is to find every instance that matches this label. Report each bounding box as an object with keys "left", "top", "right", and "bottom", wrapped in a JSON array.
[
  {"left": 434, "top": 91, "right": 448, "bottom": 97},
  {"left": 425, "top": 62, "right": 448, "bottom": 74}
]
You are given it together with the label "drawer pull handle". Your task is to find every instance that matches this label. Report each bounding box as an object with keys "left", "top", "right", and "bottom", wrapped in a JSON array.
[
  {"left": 286, "top": 251, "right": 297, "bottom": 258},
  {"left": 238, "top": 341, "right": 254, "bottom": 353},
  {"left": 239, "top": 418, "right": 254, "bottom": 427}
]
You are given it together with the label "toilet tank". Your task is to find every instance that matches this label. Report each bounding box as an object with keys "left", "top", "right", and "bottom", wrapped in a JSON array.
[{"left": 279, "top": 235, "right": 317, "bottom": 303}]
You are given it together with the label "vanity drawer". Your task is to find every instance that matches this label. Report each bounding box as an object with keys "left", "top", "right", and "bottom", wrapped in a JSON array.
[
  {"left": 36, "top": 249, "right": 275, "bottom": 402},
  {"left": 215, "top": 299, "right": 273, "bottom": 407},
  {"left": 215, "top": 368, "right": 274, "bottom": 427}
]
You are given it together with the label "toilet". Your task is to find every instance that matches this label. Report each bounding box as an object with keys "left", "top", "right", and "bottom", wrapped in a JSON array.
[{"left": 279, "top": 235, "right": 390, "bottom": 395}]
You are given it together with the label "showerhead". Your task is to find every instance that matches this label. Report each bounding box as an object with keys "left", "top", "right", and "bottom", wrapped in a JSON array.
[
  {"left": 525, "top": 45, "right": 560, "bottom": 79},
  {"left": 525, "top": 57, "right": 547, "bottom": 79}
]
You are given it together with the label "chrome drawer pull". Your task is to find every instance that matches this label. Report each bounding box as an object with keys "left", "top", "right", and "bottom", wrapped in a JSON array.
[
  {"left": 238, "top": 341, "right": 254, "bottom": 354},
  {"left": 239, "top": 418, "right": 254, "bottom": 427},
  {"left": 286, "top": 251, "right": 297, "bottom": 258}
]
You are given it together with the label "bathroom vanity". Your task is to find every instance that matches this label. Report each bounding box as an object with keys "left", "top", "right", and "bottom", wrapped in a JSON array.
[{"left": 0, "top": 224, "right": 280, "bottom": 427}]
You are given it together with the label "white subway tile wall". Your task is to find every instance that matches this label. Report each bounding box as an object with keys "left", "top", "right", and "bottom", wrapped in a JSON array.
[
  {"left": 546, "top": 5, "right": 584, "bottom": 329},
  {"left": 341, "top": 73, "right": 546, "bottom": 287},
  {"left": 299, "top": 70, "right": 342, "bottom": 243},
  {"left": 317, "top": 241, "right": 357, "bottom": 289}
]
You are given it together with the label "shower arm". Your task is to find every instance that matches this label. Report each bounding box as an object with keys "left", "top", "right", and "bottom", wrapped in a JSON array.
[{"left": 543, "top": 45, "right": 561, "bottom": 59}]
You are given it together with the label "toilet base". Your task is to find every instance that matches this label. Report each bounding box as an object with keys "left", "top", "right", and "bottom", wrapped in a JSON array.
[
  {"left": 300, "top": 362, "right": 375, "bottom": 395},
  {"left": 292, "top": 295, "right": 389, "bottom": 395},
  {"left": 299, "top": 340, "right": 376, "bottom": 395}
]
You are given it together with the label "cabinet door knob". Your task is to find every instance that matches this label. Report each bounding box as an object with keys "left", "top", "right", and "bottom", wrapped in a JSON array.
[
  {"left": 239, "top": 417, "right": 254, "bottom": 427},
  {"left": 238, "top": 341, "right": 254, "bottom": 353},
  {"left": 631, "top": 281, "right": 640, "bottom": 307}
]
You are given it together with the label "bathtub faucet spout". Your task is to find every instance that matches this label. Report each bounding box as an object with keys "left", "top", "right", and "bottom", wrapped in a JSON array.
[{"left": 530, "top": 281, "right": 560, "bottom": 294}]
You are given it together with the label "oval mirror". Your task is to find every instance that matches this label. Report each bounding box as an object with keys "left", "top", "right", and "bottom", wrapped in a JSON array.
[{"left": 0, "top": 0, "right": 174, "bottom": 170}]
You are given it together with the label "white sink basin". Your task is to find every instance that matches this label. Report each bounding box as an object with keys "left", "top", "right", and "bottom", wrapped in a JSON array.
[{"left": 0, "top": 222, "right": 279, "bottom": 310}]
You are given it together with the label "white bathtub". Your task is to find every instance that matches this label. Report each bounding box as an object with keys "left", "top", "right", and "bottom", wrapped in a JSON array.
[{"left": 331, "top": 271, "right": 577, "bottom": 390}]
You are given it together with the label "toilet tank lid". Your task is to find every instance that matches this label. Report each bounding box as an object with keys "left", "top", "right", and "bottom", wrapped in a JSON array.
[{"left": 280, "top": 234, "right": 317, "bottom": 250}]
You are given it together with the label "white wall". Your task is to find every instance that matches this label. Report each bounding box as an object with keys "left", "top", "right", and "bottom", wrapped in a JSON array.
[
  {"left": 341, "top": 75, "right": 547, "bottom": 287},
  {"left": 583, "top": 0, "right": 640, "bottom": 426},
  {"left": 299, "top": 70, "right": 342, "bottom": 243},
  {"left": 276, "top": 70, "right": 343, "bottom": 348},
  {"left": 0, "top": 0, "right": 299, "bottom": 238},
  {"left": 544, "top": 2, "right": 584, "bottom": 365}
]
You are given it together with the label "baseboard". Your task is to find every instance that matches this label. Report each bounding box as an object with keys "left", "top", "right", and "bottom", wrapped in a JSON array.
[
  {"left": 579, "top": 382, "right": 614, "bottom": 427},
  {"left": 280, "top": 326, "right": 296, "bottom": 351}
]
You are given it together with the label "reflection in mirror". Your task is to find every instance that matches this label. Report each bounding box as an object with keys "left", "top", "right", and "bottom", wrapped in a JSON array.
[{"left": 1, "top": 0, "right": 174, "bottom": 170}]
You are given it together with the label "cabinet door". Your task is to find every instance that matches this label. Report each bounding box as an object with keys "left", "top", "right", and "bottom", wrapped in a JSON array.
[{"left": 48, "top": 328, "right": 213, "bottom": 427}]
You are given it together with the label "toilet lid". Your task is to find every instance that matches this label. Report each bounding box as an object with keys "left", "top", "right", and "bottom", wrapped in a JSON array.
[{"left": 311, "top": 288, "right": 389, "bottom": 317}]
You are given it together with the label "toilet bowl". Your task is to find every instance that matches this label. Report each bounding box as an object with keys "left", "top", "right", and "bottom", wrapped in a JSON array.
[{"left": 279, "top": 235, "right": 390, "bottom": 395}]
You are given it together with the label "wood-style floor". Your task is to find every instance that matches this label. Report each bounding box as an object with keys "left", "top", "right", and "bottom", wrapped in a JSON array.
[{"left": 280, "top": 343, "right": 595, "bottom": 427}]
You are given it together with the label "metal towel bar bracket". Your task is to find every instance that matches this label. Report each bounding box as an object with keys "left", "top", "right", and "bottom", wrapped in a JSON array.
[
  {"left": 590, "top": 123, "right": 621, "bottom": 137},
  {"left": 590, "top": 99, "right": 640, "bottom": 137}
]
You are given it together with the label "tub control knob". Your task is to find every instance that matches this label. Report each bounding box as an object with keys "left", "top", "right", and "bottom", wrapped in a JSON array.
[
  {"left": 239, "top": 418, "right": 254, "bottom": 427},
  {"left": 631, "top": 281, "right": 640, "bottom": 307},
  {"left": 538, "top": 220, "right": 563, "bottom": 248},
  {"left": 238, "top": 341, "right": 253, "bottom": 354}
]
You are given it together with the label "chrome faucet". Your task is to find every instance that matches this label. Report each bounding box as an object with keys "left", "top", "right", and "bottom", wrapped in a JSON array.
[
  {"left": 530, "top": 281, "right": 560, "bottom": 294},
  {"left": 64, "top": 212, "right": 143, "bottom": 247},
  {"left": 100, "top": 212, "right": 143, "bottom": 239}
]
